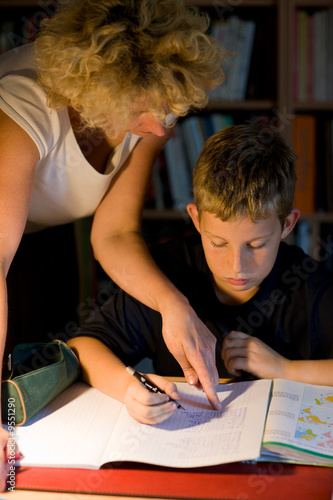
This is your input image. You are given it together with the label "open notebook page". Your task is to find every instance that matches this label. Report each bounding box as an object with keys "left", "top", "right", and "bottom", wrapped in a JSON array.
[
  {"left": 102, "top": 378, "right": 271, "bottom": 468},
  {"left": 12, "top": 382, "right": 123, "bottom": 469}
]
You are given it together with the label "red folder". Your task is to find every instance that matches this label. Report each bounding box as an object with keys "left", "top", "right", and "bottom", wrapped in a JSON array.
[{"left": 15, "top": 462, "right": 333, "bottom": 500}]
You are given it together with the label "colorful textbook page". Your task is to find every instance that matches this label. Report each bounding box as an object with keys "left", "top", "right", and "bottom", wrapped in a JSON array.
[{"left": 262, "top": 379, "right": 333, "bottom": 466}]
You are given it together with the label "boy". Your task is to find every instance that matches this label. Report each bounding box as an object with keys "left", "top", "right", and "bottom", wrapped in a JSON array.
[{"left": 67, "top": 120, "right": 333, "bottom": 425}]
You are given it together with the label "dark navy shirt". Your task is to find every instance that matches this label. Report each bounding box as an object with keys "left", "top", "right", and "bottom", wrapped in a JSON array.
[{"left": 70, "top": 235, "right": 333, "bottom": 378}]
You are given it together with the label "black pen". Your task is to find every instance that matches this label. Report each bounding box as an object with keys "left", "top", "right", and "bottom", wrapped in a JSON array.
[{"left": 126, "top": 366, "right": 185, "bottom": 410}]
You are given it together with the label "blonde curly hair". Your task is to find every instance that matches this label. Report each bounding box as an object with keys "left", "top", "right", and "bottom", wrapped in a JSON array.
[{"left": 34, "top": 0, "right": 225, "bottom": 135}]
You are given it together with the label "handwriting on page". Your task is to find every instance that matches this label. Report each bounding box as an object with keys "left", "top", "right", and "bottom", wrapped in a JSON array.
[
  {"left": 181, "top": 408, "right": 247, "bottom": 430},
  {"left": 106, "top": 380, "right": 270, "bottom": 468},
  {"left": 161, "top": 408, "right": 246, "bottom": 457}
]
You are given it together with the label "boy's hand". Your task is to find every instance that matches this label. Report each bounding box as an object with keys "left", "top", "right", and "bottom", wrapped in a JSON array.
[
  {"left": 124, "top": 374, "right": 181, "bottom": 424},
  {"left": 161, "top": 301, "right": 221, "bottom": 410},
  {"left": 222, "top": 331, "right": 289, "bottom": 380}
]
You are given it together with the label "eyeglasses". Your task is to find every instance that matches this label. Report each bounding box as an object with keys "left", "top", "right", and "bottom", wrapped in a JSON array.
[{"left": 164, "top": 113, "right": 178, "bottom": 127}]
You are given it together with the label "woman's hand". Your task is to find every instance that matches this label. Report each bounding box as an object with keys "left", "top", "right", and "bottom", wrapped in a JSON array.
[
  {"left": 123, "top": 374, "right": 181, "bottom": 424},
  {"left": 222, "top": 331, "right": 289, "bottom": 380},
  {"left": 161, "top": 300, "right": 221, "bottom": 409}
]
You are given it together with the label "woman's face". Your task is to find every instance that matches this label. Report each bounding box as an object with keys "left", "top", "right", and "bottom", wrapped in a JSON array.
[
  {"left": 124, "top": 98, "right": 177, "bottom": 137},
  {"left": 125, "top": 112, "right": 169, "bottom": 137}
]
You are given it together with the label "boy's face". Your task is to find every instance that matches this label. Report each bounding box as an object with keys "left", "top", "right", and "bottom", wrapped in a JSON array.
[{"left": 187, "top": 204, "right": 299, "bottom": 305}]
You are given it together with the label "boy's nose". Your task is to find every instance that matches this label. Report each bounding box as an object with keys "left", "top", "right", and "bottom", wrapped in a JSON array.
[{"left": 229, "top": 249, "right": 244, "bottom": 274}]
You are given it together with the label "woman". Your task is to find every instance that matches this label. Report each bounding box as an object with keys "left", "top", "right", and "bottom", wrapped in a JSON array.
[{"left": 0, "top": 0, "right": 224, "bottom": 487}]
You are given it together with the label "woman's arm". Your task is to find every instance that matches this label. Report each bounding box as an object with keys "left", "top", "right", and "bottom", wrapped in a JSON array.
[
  {"left": 91, "top": 133, "right": 221, "bottom": 408},
  {"left": 222, "top": 331, "right": 333, "bottom": 386},
  {"left": 0, "top": 109, "right": 39, "bottom": 489},
  {"left": 0, "top": 274, "right": 8, "bottom": 491},
  {"left": 67, "top": 336, "right": 180, "bottom": 424}
]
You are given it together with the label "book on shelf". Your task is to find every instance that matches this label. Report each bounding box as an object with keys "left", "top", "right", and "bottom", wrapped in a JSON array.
[
  {"left": 329, "top": 9, "right": 333, "bottom": 102},
  {"left": 325, "top": 119, "right": 333, "bottom": 212},
  {"left": 228, "top": 18, "right": 256, "bottom": 101},
  {"left": 306, "top": 11, "right": 314, "bottom": 101},
  {"left": 292, "top": 114, "right": 317, "bottom": 215},
  {"left": 297, "top": 9, "right": 308, "bottom": 102},
  {"left": 10, "top": 378, "right": 333, "bottom": 470},
  {"left": 163, "top": 123, "right": 193, "bottom": 209},
  {"left": 201, "top": 114, "right": 215, "bottom": 139},
  {"left": 293, "top": 220, "right": 312, "bottom": 256},
  {"left": 210, "top": 16, "right": 256, "bottom": 101},
  {"left": 293, "top": 8, "right": 333, "bottom": 102},
  {"left": 292, "top": 9, "right": 299, "bottom": 102},
  {"left": 209, "top": 19, "right": 233, "bottom": 101},
  {"left": 209, "top": 113, "right": 234, "bottom": 135},
  {"left": 156, "top": 114, "right": 235, "bottom": 211},
  {"left": 179, "top": 116, "right": 205, "bottom": 171},
  {"left": 315, "top": 117, "right": 333, "bottom": 213},
  {"left": 313, "top": 9, "right": 329, "bottom": 101}
]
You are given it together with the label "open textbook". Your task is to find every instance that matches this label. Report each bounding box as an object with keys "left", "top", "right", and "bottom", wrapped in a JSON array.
[{"left": 8, "top": 378, "right": 333, "bottom": 469}]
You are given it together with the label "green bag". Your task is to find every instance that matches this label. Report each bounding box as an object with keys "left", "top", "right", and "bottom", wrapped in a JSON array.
[{"left": 1, "top": 340, "right": 80, "bottom": 426}]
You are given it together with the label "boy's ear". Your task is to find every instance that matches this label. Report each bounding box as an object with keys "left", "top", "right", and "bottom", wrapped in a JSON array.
[
  {"left": 281, "top": 208, "right": 301, "bottom": 239},
  {"left": 187, "top": 203, "right": 201, "bottom": 233}
]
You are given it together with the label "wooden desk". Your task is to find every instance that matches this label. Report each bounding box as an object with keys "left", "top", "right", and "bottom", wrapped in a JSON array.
[
  {"left": 1, "top": 379, "right": 332, "bottom": 500},
  {"left": 1, "top": 461, "right": 332, "bottom": 500}
]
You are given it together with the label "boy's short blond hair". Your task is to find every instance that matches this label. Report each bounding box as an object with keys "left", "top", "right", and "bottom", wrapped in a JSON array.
[
  {"left": 34, "top": 0, "right": 225, "bottom": 136},
  {"left": 193, "top": 120, "right": 297, "bottom": 226}
]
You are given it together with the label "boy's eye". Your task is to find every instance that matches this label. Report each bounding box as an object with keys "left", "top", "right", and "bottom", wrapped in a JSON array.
[
  {"left": 210, "top": 241, "right": 266, "bottom": 249},
  {"left": 248, "top": 243, "right": 265, "bottom": 250},
  {"left": 210, "top": 241, "right": 226, "bottom": 248}
]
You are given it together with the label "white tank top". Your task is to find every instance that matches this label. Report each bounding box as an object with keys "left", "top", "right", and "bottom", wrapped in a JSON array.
[{"left": 0, "top": 43, "right": 141, "bottom": 232}]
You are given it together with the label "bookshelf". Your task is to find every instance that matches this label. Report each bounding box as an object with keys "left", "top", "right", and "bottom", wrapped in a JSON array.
[{"left": 1, "top": 0, "right": 333, "bottom": 273}]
